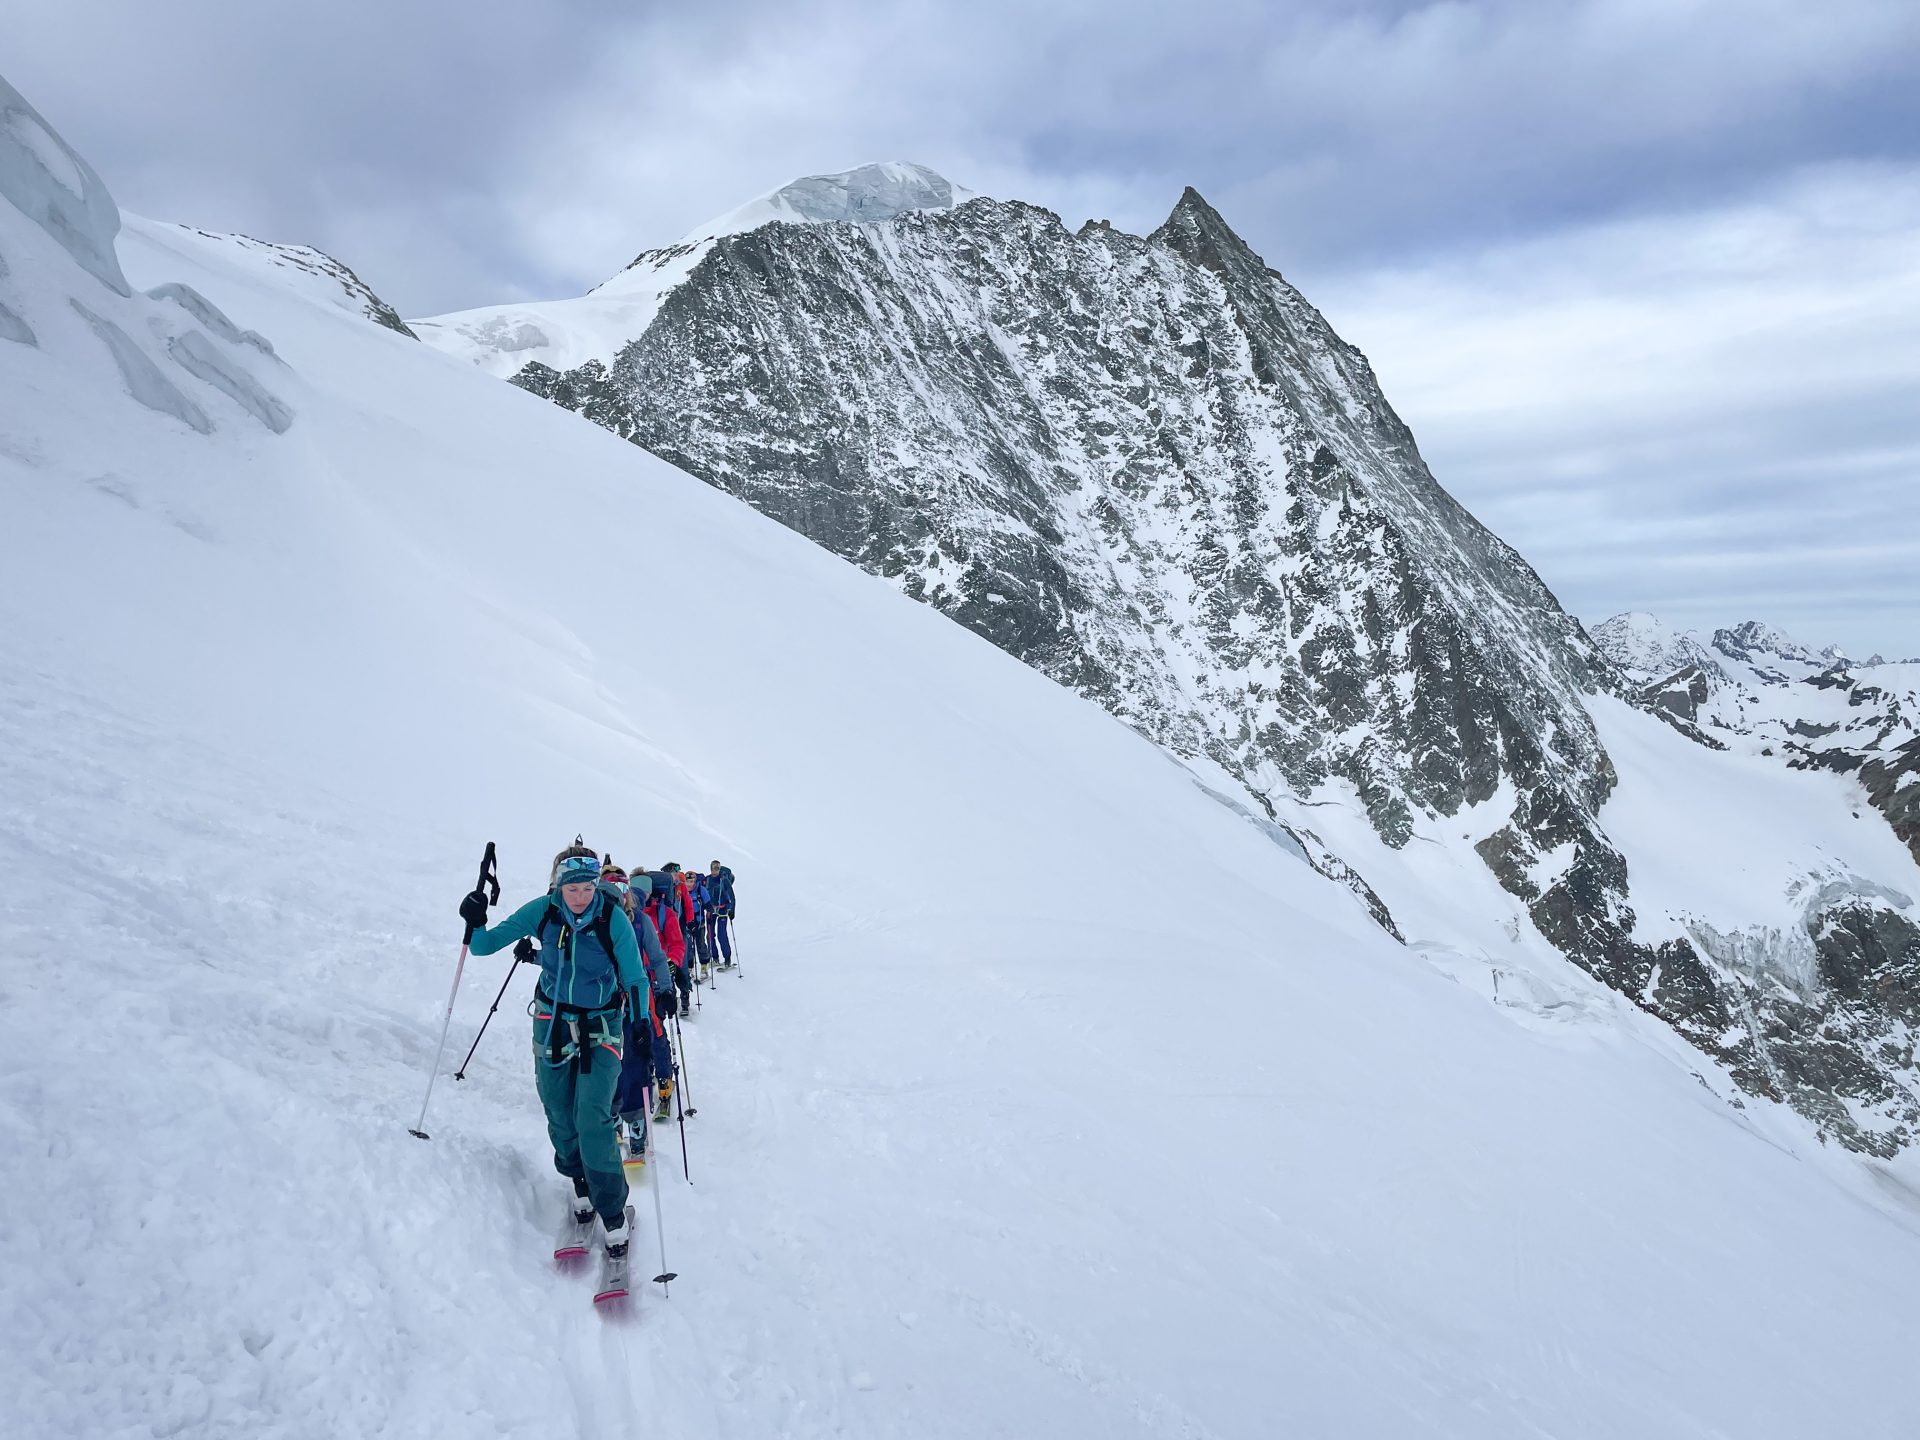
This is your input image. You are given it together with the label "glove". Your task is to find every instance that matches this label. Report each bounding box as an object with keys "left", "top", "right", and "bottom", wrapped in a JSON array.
[
  {"left": 658, "top": 985, "right": 678, "bottom": 1018},
  {"left": 459, "top": 889, "right": 490, "bottom": 929},
  {"left": 513, "top": 937, "right": 537, "bottom": 964}
]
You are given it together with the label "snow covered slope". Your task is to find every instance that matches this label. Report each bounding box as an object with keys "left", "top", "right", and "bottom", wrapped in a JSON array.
[
  {"left": 10, "top": 74, "right": 1920, "bottom": 1438},
  {"left": 1595, "top": 611, "right": 1920, "bottom": 871},
  {"left": 151, "top": 223, "right": 420, "bottom": 337}
]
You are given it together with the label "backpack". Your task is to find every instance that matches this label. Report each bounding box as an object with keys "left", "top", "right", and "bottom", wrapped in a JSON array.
[{"left": 642, "top": 878, "right": 686, "bottom": 965}]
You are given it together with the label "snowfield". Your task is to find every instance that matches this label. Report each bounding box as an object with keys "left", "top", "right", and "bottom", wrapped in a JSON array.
[{"left": 6, "top": 73, "right": 1920, "bottom": 1439}]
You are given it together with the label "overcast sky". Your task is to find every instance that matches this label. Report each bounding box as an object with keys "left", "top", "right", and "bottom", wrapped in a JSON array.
[{"left": 7, "top": 0, "right": 1918, "bottom": 654}]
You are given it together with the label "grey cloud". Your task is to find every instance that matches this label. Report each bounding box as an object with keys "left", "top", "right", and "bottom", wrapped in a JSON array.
[
  {"left": 3, "top": 0, "right": 1916, "bottom": 652},
  {"left": 1320, "top": 162, "right": 1920, "bottom": 655},
  {"left": 8, "top": 0, "right": 1917, "bottom": 312}
]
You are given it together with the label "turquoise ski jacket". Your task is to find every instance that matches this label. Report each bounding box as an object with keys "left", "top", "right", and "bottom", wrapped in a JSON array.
[{"left": 470, "top": 887, "right": 647, "bottom": 1010}]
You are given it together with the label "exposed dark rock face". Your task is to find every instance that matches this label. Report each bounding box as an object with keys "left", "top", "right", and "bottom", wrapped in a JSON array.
[
  {"left": 1640, "top": 666, "right": 1712, "bottom": 723},
  {"left": 1853, "top": 736, "right": 1920, "bottom": 869},
  {"left": 507, "top": 185, "right": 1920, "bottom": 1151}
]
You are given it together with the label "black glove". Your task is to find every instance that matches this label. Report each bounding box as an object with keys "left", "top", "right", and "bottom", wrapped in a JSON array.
[
  {"left": 513, "top": 937, "right": 537, "bottom": 964},
  {"left": 459, "top": 889, "right": 490, "bottom": 929},
  {"left": 658, "top": 985, "right": 678, "bottom": 1018}
]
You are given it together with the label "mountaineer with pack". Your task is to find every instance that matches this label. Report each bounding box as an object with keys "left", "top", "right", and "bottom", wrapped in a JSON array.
[
  {"left": 639, "top": 871, "right": 691, "bottom": 1089},
  {"left": 460, "top": 842, "right": 661, "bottom": 1267},
  {"left": 707, "top": 860, "right": 738, "bottom": 970},
  {"left": 678, "top": 863, "right": 713, "bottom": 982},
  {"left": 599, "top": 863, "right": 676, "bottom": 1160}
]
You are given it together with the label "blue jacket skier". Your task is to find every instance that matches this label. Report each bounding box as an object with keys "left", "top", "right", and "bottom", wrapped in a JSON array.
[
  {"left": 462, "top": 846, "right": 649, "bottom": 1249},
  {"left": 706, "top": 860, "right": 737, "bottom": 967}
]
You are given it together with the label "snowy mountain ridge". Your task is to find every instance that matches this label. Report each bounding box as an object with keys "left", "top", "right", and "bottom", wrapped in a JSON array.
[
  {"left": 421, "top": 168, "right": 1920, "bottom": 1152},
  {"left": 412, "top": 161, "right": 975, "bottom": 378},
  {"left": 155, "top": 225, "right": 420, "bottom": 338}
]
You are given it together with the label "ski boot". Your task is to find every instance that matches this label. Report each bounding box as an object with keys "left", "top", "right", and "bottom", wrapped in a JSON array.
[
  {"left": 555, "top": 1186, "right": 595, "bottom": 1267},
  {"left": 653, "top": 1078, "right": 674, "bottom": 1123},
  {"left": 594, "top": 1205, "right": 636, "bottom": 1305},
  {"left": 622, "top": 1116, "right": 648, "bottom": 1173}
]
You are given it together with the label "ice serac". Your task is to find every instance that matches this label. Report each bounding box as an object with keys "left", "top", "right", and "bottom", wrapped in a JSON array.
[
  {"left": 0, "top": 76, "right": 130, "bottom": 296},
  {"left": 497, "top": 177, "right": 1920, "bottom": 1151},
  {"left": 0, "top": 74, "right": 294, "bottom": 438},
  {"left": 681, "top": 160, "right": 973, "bottom": 243}
]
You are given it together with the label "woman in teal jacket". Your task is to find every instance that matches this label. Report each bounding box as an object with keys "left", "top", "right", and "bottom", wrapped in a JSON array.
[{"left": 461, "top": 848, "right": 649, "bottom": 1248}]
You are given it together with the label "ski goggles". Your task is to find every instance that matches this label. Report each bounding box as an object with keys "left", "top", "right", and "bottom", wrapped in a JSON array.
[{"left": 555, "top": 856, "right": 602, "bottom": 886}]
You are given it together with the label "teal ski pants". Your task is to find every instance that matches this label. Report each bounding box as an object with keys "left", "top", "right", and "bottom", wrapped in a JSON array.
[{"left": 531, "top": 1006, "right": 627, "bottom": 1225}]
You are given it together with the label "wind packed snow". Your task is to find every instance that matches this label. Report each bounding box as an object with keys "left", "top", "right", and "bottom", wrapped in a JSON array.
[{"left": 7, "top": 77, "right": 1920, "bottom": 1440}]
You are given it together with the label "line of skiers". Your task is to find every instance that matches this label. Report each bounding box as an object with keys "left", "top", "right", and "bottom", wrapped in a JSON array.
[{"left": 459, "top": 842, "right": 740, "bottom": 1266}]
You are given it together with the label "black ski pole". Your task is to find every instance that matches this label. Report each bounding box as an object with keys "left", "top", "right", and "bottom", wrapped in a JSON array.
[
  {"left": 670, "top": 1008, "right": 697, "bottom": 1116},
  {"left": 647, "top": 1123, "right": 676, "bottom": 1293},
  {"left": 454, "top": 950, "right": 530, "bottom": 1081},
  {"left": 411, "top": 841, "right": 500, "bottom": 1139},
  {"left": 669, "top": 1022, "right": 692, "bottom": 1182}
]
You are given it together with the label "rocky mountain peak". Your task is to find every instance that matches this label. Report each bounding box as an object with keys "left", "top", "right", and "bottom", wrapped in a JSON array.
[
  {"left": 1149, "top": 185, "right": 1269, "bottom": 278},
  {"left": 1592, "top": 611, "right": 1715, "bottom": 680},
  {"left": 1713, "top": 619, "right": 1822, "bottom": 666}
]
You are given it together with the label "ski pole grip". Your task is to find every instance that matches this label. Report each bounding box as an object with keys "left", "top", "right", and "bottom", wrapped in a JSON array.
[{"left": 461, "top": 841, "right": 499, "bottom": 946}]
